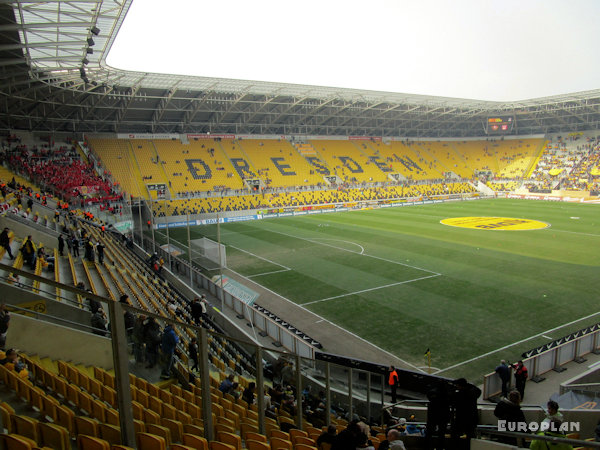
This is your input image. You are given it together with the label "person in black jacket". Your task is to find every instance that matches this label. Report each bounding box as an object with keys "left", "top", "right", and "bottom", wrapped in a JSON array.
[
  {"left": 426, "top": 381, "right": 450, "bottom": 449},
  {"left": 143, "top": 317, "right": 161, "bottom": 369},
  {"left": 451, "top": 378, "right": 481, "bottom": 443},
  {"left": 188, "top": 337, "right": 198, "bottom": 372},
  {"left": 494, "top": 390, "right": 527, "bottom": 446},
  {"left": 0, "top": 228, "right": 13, "bottom": 259}
]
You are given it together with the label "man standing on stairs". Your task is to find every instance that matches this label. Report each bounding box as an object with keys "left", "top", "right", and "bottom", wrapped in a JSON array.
[
  {"left": 96, "top": 241, "right": 105, "bottom": 264},
  {"left": 160, "top": 323, "right": 179, "bottom": 379},
  {"left": 57, "top": 234, "right": 65, "bottom": 256},
  {"left": 0, "top": 228, "right": 13, "bottom": 259}
]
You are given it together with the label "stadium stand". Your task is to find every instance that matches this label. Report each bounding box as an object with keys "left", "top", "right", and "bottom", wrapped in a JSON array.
[
  {"left": 237, "top": 139, "right": 324, "bottom": 188},
  {"left": 155, "top": 139, "right": 246, "bottom": 197},
  {"left": 309, "top": 140, "right": 389, "bottom": 183}
]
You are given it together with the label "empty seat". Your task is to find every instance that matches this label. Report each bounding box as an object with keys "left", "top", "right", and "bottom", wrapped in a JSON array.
[
  {"left": 39, "top": 422, "right": 70, "bottom": 450},
  {"left": 77, "top": 435, "right": 111, "bottom": 450},
  {"left": 99, "top": 423, "right": 122, "bottom": 445},
  {"left": 182, "top": 433, "right": 209, "bottom": 450},
  {"left": 136, "top": 432, "right": 167, "bottom": 450}
]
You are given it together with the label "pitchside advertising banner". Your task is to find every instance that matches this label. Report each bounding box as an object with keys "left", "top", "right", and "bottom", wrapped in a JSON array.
[{"left": 212, "top": 275, "right": 259, "bottom": 306}]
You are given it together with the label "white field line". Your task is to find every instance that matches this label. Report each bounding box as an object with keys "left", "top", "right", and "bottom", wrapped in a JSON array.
[
  {"left": 545, "top": 229, "right": 600, "bottom": 238},
  {"left": 301, "top": 274, "right": 441, "bottom": 306},
  {"left": 229, "top": 245, "right": 291, "bottom": 270},
  {"left": 224, "top": 266, "right": 426, "bottom": 373},
  {"left": 259, "top": 226, "right": 440, "bottom": 276},
  {"left": 247, "top": 269, "right": 291, "bottom": 278},
  {"left": 435, "top": 309, "right": 600, "bottom": 374},
  {"left": 310, "top": 238, "right": 365, "bottom": 254}
]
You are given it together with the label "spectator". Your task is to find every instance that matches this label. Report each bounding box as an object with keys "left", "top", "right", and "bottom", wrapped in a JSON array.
[
  {"left": 425, "top": 381, "right": 449, "bottom": 448},
  {"left": 529, "top": 419, "right": 573, "bottom": 450},
  {"left": 91, "top": 307, "right": 107, "bottom": 336},
  {"left": 188, "top": 337, "right": 198, "bottom": 372},
  {"left": 495, "top": 360, "right": 511, "bottom": 398},
  {"left": 160, "top": 323, "right": 179, "bottom": 379},
  {"left": 317, "top": 424, "right": 337, "bottom": 448},
  {"left": 219, "top": 374, "right": 235, "bottom": 395},
  {"left": 20, "top": 235, "right": 36, "bottom": 269},
  {"left": 0, "top": 304, "right": 10, "bottom": 348},
  {"left": 120, "top": 294, "right": 134, "bottom": 341},
  {"left": 386, "top": 429, "right": 407, "bottom": 450},
  {"left": 243, "top": 381, "right": 256, "bottom": 406},
  {"left": 451, "top": 378, "right": 481, "bottom": 443},
  {"left": 512, "top": 360, "right": 528, "bottom": 400},
  {"left": 143, "top": 317, "right": 161, "bottom": 369},
  {"left": 84, "top": 238, "right": 95, "bottom": 262},
  {"left": 0, "top": 348, "right": 28, "bottom": 378},
  {"left": 0, "top": 227, "right": 13, "bottom": 259},
  {"left": 543, "top": 400, "right": 563, "bottom": 424},
  {"left": 96, "top": 241, "right": 105, "bottom": 264},
  {"left": 57, "top": 234, "right": 65, "bottom": 256},
  {"left": 494, "top": 390, "right": 527, "bottom": 446},
  {"left": 190, "top": 297, "right": 203, "bottom": 324},
  {"left": 71, "top": 235, "right": 79, "bottom": 257},
  {"left": 132, "top": 315, "right": 146, "bottom": 364}
]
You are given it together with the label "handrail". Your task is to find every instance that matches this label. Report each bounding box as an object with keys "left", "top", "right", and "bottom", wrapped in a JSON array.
[{"left": 6, "top": 303, "right": 105, "bottom": 336}]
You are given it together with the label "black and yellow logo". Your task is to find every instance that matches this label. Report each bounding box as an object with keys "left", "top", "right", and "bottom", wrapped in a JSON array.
[{"left": 440, "top": 217, "right": 549, "bottom": 231}]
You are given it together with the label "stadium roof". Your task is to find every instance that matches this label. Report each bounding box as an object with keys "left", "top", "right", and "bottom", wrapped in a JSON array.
[{"left": 1, "top": 0, "right": 600, "bottom": 137}]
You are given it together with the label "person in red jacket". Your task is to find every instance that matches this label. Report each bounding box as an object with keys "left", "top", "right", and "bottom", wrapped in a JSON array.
[{"left": 512, "top": 360, "right": 528, "bottom": 400}]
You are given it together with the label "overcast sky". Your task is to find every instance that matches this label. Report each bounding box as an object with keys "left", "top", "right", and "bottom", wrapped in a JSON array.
[{"left": 106, "top": 0, "right": 600, "bottom": 102}]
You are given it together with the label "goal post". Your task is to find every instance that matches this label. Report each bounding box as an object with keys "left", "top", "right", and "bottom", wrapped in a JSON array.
[{"left": 189, "top": 237, "right": 226, "bottom": 270}]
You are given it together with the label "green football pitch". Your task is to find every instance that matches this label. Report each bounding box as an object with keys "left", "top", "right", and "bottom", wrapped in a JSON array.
[{"left": 156, "top": 199, "right": 600, "bottom": 381}]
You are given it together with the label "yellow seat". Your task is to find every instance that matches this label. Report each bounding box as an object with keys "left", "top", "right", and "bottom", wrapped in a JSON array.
[
  {"left": 245, "top": 432, "right": 267, "bottom": 444},
  {"left": 182, "top": 433, "right": 209, "bottom": 450},
  {"left": 216, "top": 431, "right": 241, "bottom": 450},
  {"left": 0, "top": 404, "right": 13, "bottom": 433},
  {"left": 11, "top": 415, "right": 39, "bottom": 444},
  {"left": 136, "top": 432, "right": 167, "bottom": 450},
  {"left": 246, "top": 440, "right": 270, "bottom": 450},
  {"left": 183, "top": 423, "right": 204, "bottom": 437},
  {"left": 55, "top": 404, "right": 75, "bottom": 436},
  {"left": 171, "top": 445, "right": 196, "bottom": 450},
  {"left": 39, "top": 422, "right": 71, "bottom": 450},
  {"left": 77, "top": 434, "right": 111, "bottom": 450},
  {"left": 74, "top": 416, "right": 100, "bottom": 437},
  {"left": 269, "top": 437, "right": 292, "bottom": 450},
  {"left": 209, "top": 442, "right": 236, "bottom": 450},
  {"left": 269, "top": 430, "right": 290, "bottom": 441},
  {"left": 295, "top": 445, "right": 317, "bottom": 450},
  {"left": 294, "top": 436, "right": 315, "bottom": 446},
  {"left": 99, "top": 423, "right": 121, "bottom": 446},
  {"left": 161, "top": 418, "right": 184, "bottom": 443},
  {"left": 145, "top": 424, "right": 172, "bottom": 448},
  {"left": 1, "top": 433, "right": 38, "bottom": 450}
]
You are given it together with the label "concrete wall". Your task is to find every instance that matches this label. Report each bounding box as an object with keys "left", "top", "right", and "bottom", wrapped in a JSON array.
[
  {"left": 6, "top": 312, "right": 114, "bottom": 370},
  {"left": 3, "top": 284, "right": 90, "bottom": 329}
]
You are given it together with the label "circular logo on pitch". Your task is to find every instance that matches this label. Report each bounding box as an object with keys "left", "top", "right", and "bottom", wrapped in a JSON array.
[{"left": 440, "top": 217, "right": 549, "bottom": 230}]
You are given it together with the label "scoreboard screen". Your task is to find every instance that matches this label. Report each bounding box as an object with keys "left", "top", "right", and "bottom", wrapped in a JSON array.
[{"left": 486, "top": 116, "right": 515, "bottom": 134}]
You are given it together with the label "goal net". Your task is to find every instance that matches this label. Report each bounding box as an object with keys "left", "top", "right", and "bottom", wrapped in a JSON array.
[{"left": 189, "top": 237, "right": 227, "bottom": 270}]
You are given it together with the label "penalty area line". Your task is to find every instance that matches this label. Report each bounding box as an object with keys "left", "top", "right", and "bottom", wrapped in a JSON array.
[
  {"left": 247, "top": 269, "right": 291, "bottom": 278},
  {"left": 301, "top": 274, "right": 441, "bottom": 306},
  {"left": 223, "top": 266, "right": 427, "bottom": 373},
  {"left": 257, "top": 226, "right": 440, "bottom": 276},
  {"left": 229, "top": 245, "right": 291, "bottom": 271}
]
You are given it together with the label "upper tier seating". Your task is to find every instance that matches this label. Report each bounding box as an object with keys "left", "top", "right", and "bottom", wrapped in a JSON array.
[
  {"left": 237, "top": 140, "right": 324, "bottom": 188},
  {"left": 309, "top": 140, "right": 389, "bottom": 183}
]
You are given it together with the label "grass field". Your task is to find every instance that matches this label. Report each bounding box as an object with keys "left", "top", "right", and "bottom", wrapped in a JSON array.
[{"left": 156, "top": 199, "right": 600, "bottom": 381}]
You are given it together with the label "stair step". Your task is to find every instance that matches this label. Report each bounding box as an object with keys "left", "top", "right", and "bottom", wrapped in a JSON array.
[{"left": 39, "top": 357, "right": 59, "bottom": 374}]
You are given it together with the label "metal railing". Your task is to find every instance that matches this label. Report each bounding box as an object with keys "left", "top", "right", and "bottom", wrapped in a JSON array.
[{"left": 483, "top": 329, "right": 600, "bottom": 399}]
